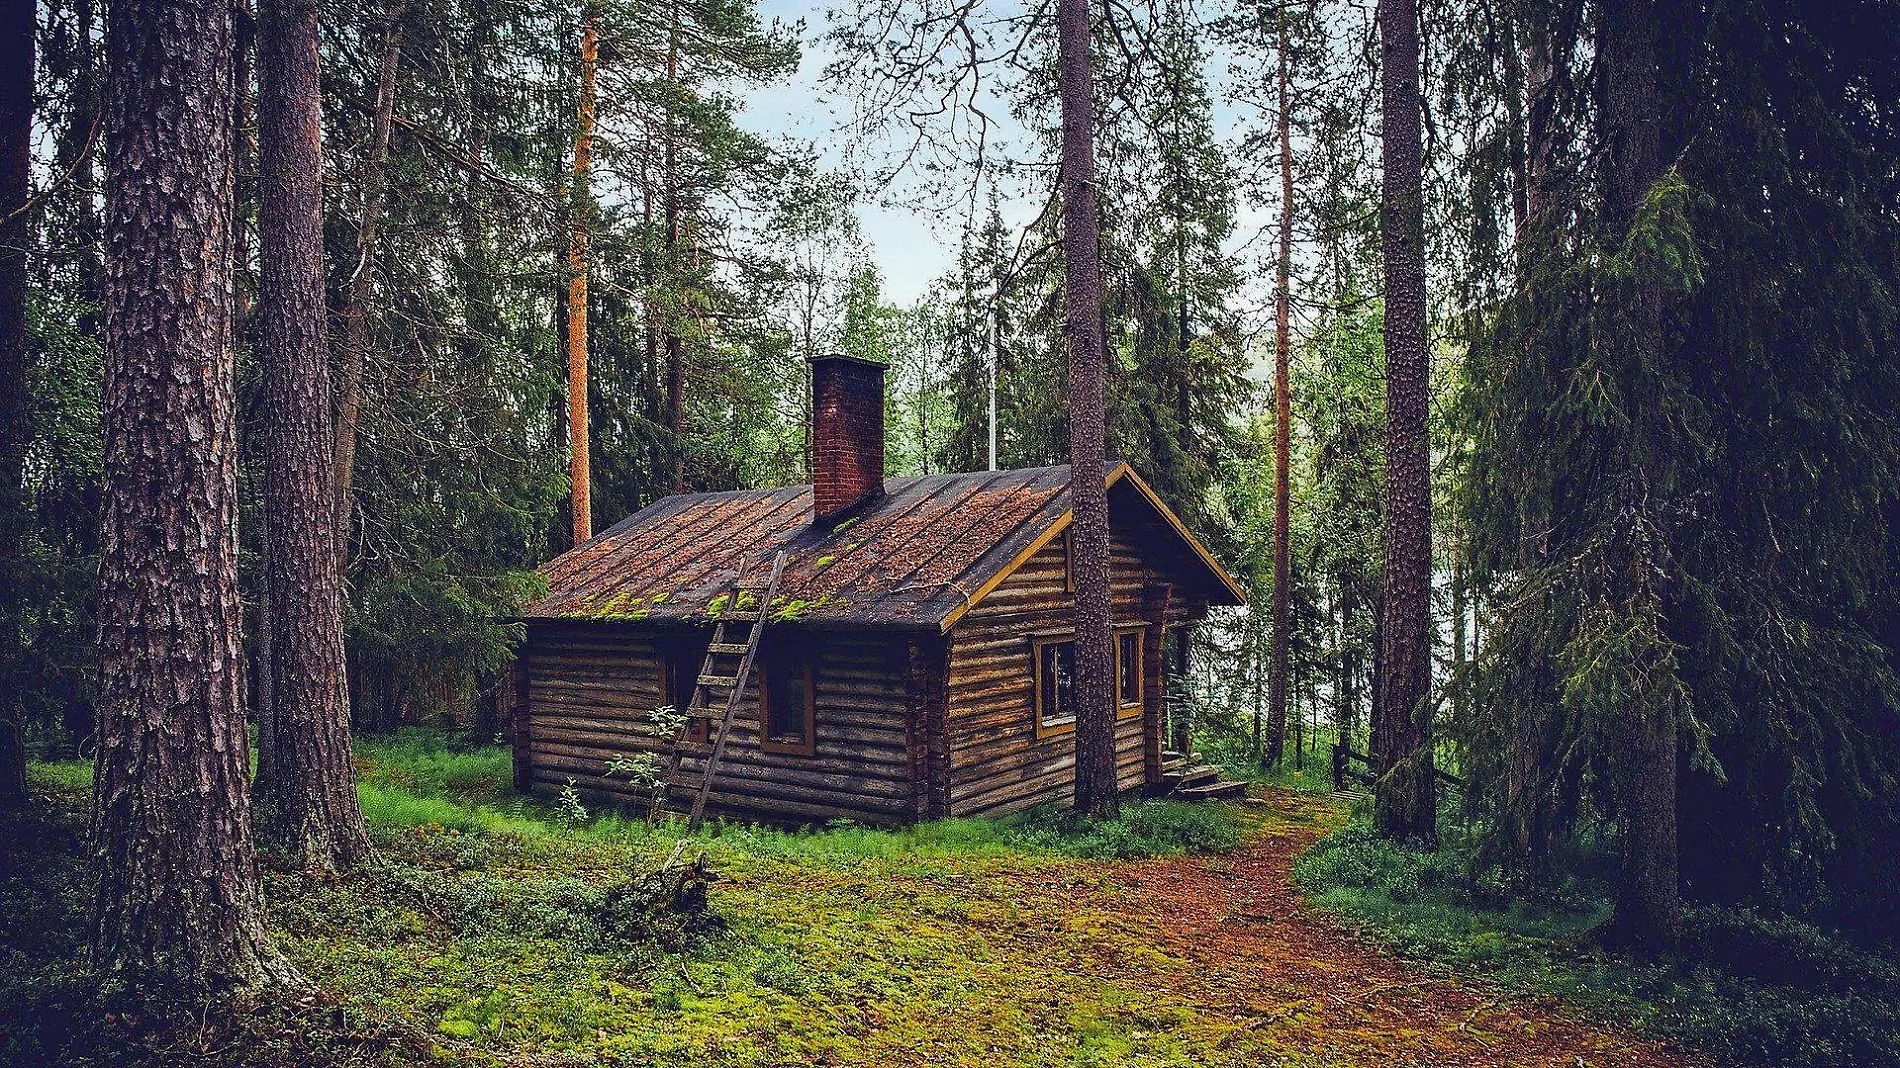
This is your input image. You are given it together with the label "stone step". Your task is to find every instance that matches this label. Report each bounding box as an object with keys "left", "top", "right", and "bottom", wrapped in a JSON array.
[{"left": 1176, "top": 779, "right": 1249, "bottom": 801}]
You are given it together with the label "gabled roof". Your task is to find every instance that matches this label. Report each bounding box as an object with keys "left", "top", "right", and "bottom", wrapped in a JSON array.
[{"left": 519, "top": 462, "right": 1246, "bottom": 631}]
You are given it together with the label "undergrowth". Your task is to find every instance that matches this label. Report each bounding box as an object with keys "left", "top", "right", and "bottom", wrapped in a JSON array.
[
  {"left": 1294, "top": 819, "right": 1900, "bottom": 1068},
  {"left": 5, "top": 729, "right": 1252, "bottom": 1067}
]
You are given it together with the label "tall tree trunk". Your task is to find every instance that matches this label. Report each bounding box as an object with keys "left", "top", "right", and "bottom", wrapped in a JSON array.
[
  {"left": 662, "top": 9, "right": 686, "bottom": 490},
  {"left": 332, "top": 3, "right": 404, "bottom": 570},
  {"left": 567, "top": 9, "right": 598, "bottom": 542},
  {"left": 92, "top": 0, "right": 285, "bottom": 992},
  {"left": 1266, "top": 25, "right": 1295, "bottom": 769},
  {"left": 1058, "top": 0, "right": 1116, "bottom": 819},
  {"left": 1601, "top": 0, "right": 1680, "bottom": 949},
  {"left": 0, "top": 0, "right": 33, "bottom": 812},
  {"left": 1373, "top": 0, "right": 1437, "bottom": 845},
  {"left": 255, "top": 0, "right": 371, "bottom": 872}
]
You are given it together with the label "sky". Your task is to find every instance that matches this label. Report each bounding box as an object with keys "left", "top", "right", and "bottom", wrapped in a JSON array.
[
  {"left": 740, "top": 0, "right": 989, "bottom": 305},
  {"left": 733, "top": 0, "right": 1312, "bottom": 374}
]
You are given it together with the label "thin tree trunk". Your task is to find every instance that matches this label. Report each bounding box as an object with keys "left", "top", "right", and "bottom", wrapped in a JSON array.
[
  {"left": 567, "top": 8, "right": 598, "bottom": 542},
  {"left": 1601, "top": 0, "right": 1680, "bottom": 949},
  {"left": 1266, "top": 25, "right": 1295, "bottom": 769},
  {"left": 662, "top": 9, "right": 686, "bottom": 490},
  {"left": 92, "top": 0, "right": 286, "bottom": 992},
  {"left": 1057, "top": 0, "right": 1117, "bottom": 820},
  {"left": 0, "top": 0, "right": 33, "bottom": 812},
  {"left": 1334, "top": 574, "right": 1358, "bottom": 750},
  {"left": 1372, "top": 0, "right": 1437, "bottom": 845},
  {"left": 332, "top": 2, "right": 404, "bottom": 570},
  {"left": 1169, "top": 626, "right": 1193, "bottom": 755},
  {"left": 255, "top": 0, "right": 371, "bottom": 872}
]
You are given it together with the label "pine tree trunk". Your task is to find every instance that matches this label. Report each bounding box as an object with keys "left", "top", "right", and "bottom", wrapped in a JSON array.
[
  {"left": 332, "top": 2, "right": 404, "bottom": 570},
  {"left": 1266, "top": 25, "right": 1295, "bottom": 769},
  {"left": 256, "top": 0, "right": 371, "bottom": 872},
  {"left": 1334, "top": 575, "right": 1358, "bottom": 749},
  {"left": 1057, "top": 0, "right": 1117, "bottom": 819},
  {"left": 92, "top": 0, "right": 287, "bottom": 991},
  {"left": 1601, "top": 0, "right": 1680, "bottom": 949},
  {"left": 0, "top": 0, "right": 32, "bottom": 812},
  {"left": 567, "top": 10, "right": 597, "bottom": 542},
  {"left": 1372, "top": 0, "right": 1436, "bottom": 845},
  {"left": 662, "top": 10, "right": 686, "bottom": 491}
]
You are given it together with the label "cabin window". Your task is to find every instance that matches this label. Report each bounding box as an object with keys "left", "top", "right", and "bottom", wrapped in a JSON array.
[
  {"left": 1033, "top": 637, "right": 1077, "bottom": 737},
  {"left": 1116, "top": 629, "right": 1143, "bottom": 712},
  {"left": 758, "top": 649, "right": 817, "bottom": 756},
  {"left": 662, "top": 643, "right": 709, "bottom": 743}
]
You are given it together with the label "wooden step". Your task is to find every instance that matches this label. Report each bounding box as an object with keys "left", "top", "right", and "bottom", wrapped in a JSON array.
[
  {"left": 706, "top": 642, "right": 749, "bottom": 656},
  {"left": 1162, "top": 749, "right": 1187, "bottom": 763},
  {"left": 718, "top": 610, "right": 761, "bottom": 623},
  {"left": 1166, "top": 764, "right": 1222, "bottom": 789},
  {"left": 1176, "top": 779, "right": 1248, "bottom": 801},
  {"left": 696, "top": 674, "right": 737, "bottom": 689}
]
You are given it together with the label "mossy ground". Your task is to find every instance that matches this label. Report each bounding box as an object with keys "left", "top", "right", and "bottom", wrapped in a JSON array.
[{"left": 4, "top": 732, "right": 1681, "bottom": 1068}]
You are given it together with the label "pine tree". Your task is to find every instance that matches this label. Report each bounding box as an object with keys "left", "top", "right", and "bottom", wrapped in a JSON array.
[
  {"left": 0, "top": 0, "right": 33, "bottom": 812},
  {"left": 91, "top": 0, "right": 286, "bottom": 992},
  {"left": 1372, "top": 0, "right": 1437, "bottom": 844},
  {"left": 254, "top": 0, "right": 371, "bottom": 872},
  {"left": 1058, "top": 0, "right": 1118, "bottom": 820},
  {"left": 566, "top": 5, "right": 598, "bottom": 543}
]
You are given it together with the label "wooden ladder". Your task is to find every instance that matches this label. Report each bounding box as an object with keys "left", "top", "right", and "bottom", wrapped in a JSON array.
[{"left": 677, "top": 549, "right": 787, "bottom": 832}]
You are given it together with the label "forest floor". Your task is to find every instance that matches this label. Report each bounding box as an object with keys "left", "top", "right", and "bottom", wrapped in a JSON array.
[{"left": 4, "top": 733, "right": 1689, "bottom": 1068}]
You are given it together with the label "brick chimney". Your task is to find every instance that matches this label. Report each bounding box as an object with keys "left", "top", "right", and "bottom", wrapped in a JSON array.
[{"left": 810, "top": 354, "right": 885, "bottom": 526}]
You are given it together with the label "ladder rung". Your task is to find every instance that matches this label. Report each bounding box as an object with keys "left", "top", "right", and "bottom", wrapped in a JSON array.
[
  {"left": 706, "top": 642, "right": 749, "bottom": 655},
  {"left": 697, "top": 674, "right": 737, "bottom": 689},
  {"left": 720, "top": 610, "right": 761, "bottom": 622}
]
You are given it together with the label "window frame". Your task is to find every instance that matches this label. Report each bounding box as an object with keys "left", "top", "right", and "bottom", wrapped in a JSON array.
[
  {"left": 757, "top": 648, "right": 818, "bottom": 757},
  {"left": 1114, "top": 625, "right": 1145, "bottom": 716},
  {"left": 1032, "top": 625, "right": 1147, "bottom": 739},
  {"left": 1032, "top": 634, "right": 1078, "bottom": 739}
]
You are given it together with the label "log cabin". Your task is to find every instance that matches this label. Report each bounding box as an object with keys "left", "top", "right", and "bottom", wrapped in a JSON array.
[{"left": 507, "top": 354, "right": 1248, "bottom": 824}]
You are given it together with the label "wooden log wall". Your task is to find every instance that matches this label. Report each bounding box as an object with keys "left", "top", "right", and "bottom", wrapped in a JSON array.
[
  {"left": 518, "top": 621, "right": 916, "bottom": 824},
  {"left": 942, "top": 521, "right": 1208, "bottom": 818}
]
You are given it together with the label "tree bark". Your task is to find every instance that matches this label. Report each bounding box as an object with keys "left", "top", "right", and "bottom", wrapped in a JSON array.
[
  {"left": 1058, "top": 0, "right": 1116, "bottom": 820},
  {"left": 332, "top": 2, "right": 404, "bottom": 570},
  {"left": 255, "top": 0, "right": 371, "bottom": 872},
  {"left": 1266, "top": 25, "right": 1295, "bottom": 769},
  {"left": 1601, "top": 0, "right": 1680, "bottom": 949},
  {"left": 0, "top": 0, "right": 33, "bottom": 812},
  {"left": 1373, "top": 0, "right": 1437, "bottom": 845},
  {"left": 663, "top": 8, "right": 686, "bottom": 490},
  {"left": 567, "top": 9, "right": 597, "bottom": 542},
  {"left": 92, "top": 0, "right": 286, "bottom": 992}
]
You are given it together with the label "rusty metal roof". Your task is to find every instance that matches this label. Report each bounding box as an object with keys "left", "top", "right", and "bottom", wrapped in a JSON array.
[{"left": 520, "top": 463, "right": 1243, "bottom": 631}]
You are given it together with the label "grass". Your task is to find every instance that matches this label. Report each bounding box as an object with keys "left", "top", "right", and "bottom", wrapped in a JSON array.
[
  {"left": 5, "top": 729, "right": 1261, "bottom": 1068},
  {"left": 1293, "top": 818, "right": 1900, "bottom": 1068}
]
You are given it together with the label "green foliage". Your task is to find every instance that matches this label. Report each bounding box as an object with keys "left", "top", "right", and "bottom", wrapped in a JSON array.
[
  {"left": 1005, "top": 799, "right": 1245, "bottom": 859},
  {"left": 1456, "top": 0, "right": 1900, "bottom": 927},
  {"left": 1295, "top": 822, "right": 1900, "bottom": 1068}
]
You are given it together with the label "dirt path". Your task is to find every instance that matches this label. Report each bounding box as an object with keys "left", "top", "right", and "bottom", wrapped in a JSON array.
[{"left": 1054, "top": 789, "right": 1689, "bottom": 1068}]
